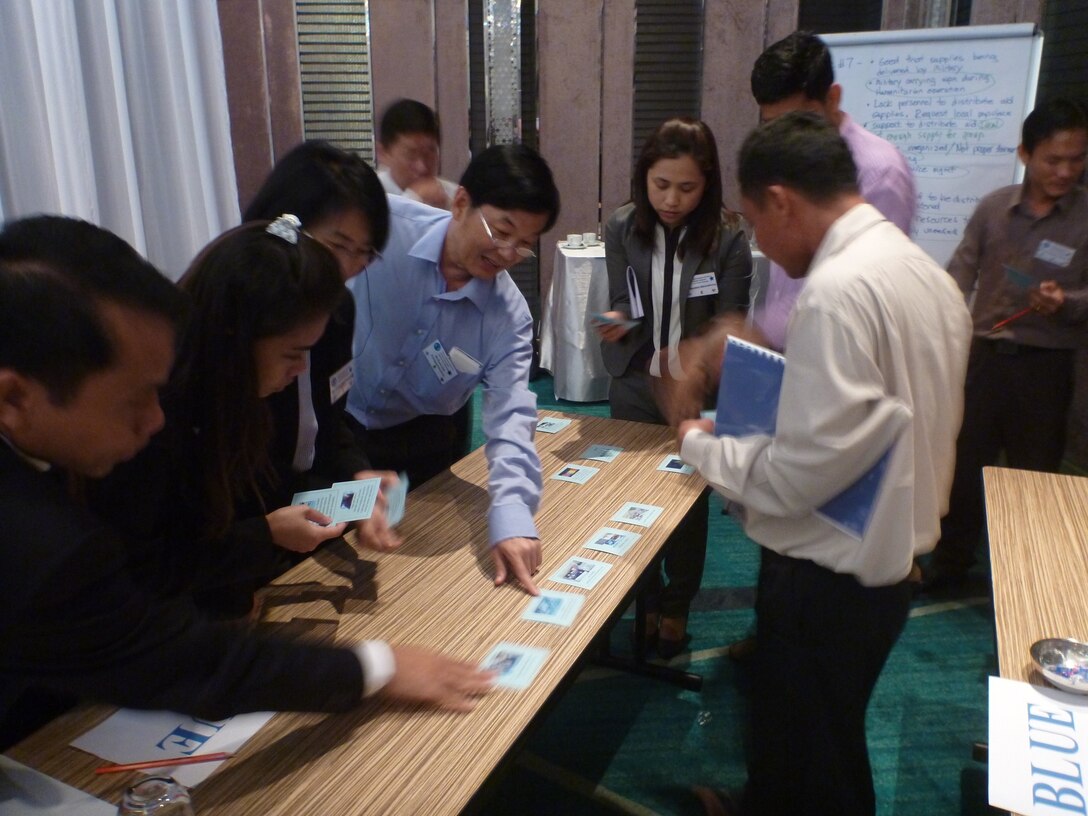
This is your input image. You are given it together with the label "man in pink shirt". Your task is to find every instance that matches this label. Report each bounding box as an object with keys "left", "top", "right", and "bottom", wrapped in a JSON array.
[{"left": 749, "top": 31, "right": 917, "bottom": 351}]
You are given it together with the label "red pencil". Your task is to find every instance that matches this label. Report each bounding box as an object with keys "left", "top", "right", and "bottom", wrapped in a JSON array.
[
  {"left": 989, "top": 305, "right": 1034, "bottom": 334},
  {"left": 94, "top": 751, "right": 233, "bottom": 774}
]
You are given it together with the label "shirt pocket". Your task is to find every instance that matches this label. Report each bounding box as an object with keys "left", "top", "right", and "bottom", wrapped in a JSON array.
[{"left": 404, "top": 353, "right": 480, "bottom": 414}]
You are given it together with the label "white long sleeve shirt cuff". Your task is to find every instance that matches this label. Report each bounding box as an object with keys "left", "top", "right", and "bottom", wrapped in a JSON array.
[{"left": 354, "top": 640, "right": 396, "bottom": 697}]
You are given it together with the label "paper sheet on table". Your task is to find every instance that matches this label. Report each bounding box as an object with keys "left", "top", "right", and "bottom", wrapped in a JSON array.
[
  {"left": 988, "top": 675, "right": 1088, "bottom": 814},
  {"left": 0, "top": 755, "right": 113, "bottom": 815},
  {"left": 70, "top": 709, "right": 274, "bottom": 786}
]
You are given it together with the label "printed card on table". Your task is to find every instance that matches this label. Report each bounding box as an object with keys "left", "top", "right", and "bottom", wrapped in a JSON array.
[
  {"left": 549, "top": 556, "right": 613, "bottom": 590},
  {"left": 479, "top": 642, "right": 550, "bottom": 690},
  {"left": 610, "top": 502, "right": 664, "bottom": 528},
  {"left": 521, "top": 590, "right": 585, "bottom": 627},
  {"left": 551, "top": 463, "right": 599, "bottom": 484},
  {"left": 536, "top": 417, "right": 572, "bottom": 434},
  {"left": 583, "top": 526, "right": 641, "bottom": 557},
  {"left": 581, "top": 444, "right": 623, "bottom": 463},
  {"left": 657, "top": 454, "right": 695, "bottom": 475}
]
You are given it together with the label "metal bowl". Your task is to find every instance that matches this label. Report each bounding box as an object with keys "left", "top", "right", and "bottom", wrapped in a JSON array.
[{"left": 1031, "top": 638, "right": 1088, "bottom": 693}]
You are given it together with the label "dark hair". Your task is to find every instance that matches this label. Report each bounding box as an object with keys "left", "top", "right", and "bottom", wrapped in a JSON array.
[
  {"left": 460, "top": 144, "right": 561, "bottom": 231},
  {"left": 632, "top": 117, "right": 724, "bottom": 260},
  {"left": 738, "top": 112, "right": 858, "bottom": 205},
  {"left": 1022, "top": 98, "right": 1088, "bottom": 153},
  {"left": 0, "top": 215, "right": 186, "bottom": 404},
  {"left": 751, "top": 31, "right": 834, "bottom": 106},
  {"left": 244, "top": 140, "right": 390, "bottom": 253},
  {"left": 174, "top": 220, "right": 344, "bottom": 536},
  {"left": 379, "top": 98, "right": 442, "bottom": 147}
]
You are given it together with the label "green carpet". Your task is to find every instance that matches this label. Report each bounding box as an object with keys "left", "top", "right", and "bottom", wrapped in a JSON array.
[{"left": 467, "top": 376, "right": 997, "bottom": 816}]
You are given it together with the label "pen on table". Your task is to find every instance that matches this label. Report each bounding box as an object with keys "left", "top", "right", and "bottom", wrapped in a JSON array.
[
  {"left": 988, "top": 306, "right": 1034, "bottom": 334},
  {"left": 94, "top": 751, "right": 234, "bottom": 774}
]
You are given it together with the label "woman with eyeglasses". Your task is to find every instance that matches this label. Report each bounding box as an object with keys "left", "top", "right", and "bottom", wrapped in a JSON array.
[
  {"left": 596, "top": 117, "right": 752, "bottom": 657},
  {"left": 244, "top": 142, "right": 402, "bottom": 552}
]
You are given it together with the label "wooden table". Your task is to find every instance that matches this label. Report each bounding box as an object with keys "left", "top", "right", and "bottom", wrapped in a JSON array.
[
  {"left": 8, "top": 411, "right": 704, "bottom": 815},
  {"left": 984, "top": 465, "right": 1088, "bottom": 686}
]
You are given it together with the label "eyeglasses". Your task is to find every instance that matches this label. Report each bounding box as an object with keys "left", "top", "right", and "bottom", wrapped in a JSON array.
[
  {"left": 304, "top": 230, "right": 382, "bottom": 269},
  {"left": 478, "top": 210, "right": 537, "bottom": 260},
  {"left": 354, "top": 246, "right": 383, "bottom": 268}
]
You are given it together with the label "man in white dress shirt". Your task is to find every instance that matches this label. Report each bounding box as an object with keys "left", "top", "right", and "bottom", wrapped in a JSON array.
[
  {"left": 683, "top": 113, "right": 971, "bottom": 816},
  {"left": 376, "top": 98, "right": 459, "bottom": 210}
]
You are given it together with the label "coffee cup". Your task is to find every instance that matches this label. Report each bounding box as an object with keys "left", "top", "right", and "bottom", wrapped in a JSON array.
[
  {"left": 582, "top": 232, "right": 597, "bottom": 246},
  {"left": 566, "top": 233, "right": 584, "bottom": 247}
]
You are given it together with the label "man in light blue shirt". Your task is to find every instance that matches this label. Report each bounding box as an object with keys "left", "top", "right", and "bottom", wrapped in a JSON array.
[{"left": 346, "top": 144, "right": 560, "bottom": 595}]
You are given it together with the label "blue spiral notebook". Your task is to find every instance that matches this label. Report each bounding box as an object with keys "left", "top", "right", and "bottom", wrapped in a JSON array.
[{"left": 714, "top": 336, "right": 892, "bottom": 539}]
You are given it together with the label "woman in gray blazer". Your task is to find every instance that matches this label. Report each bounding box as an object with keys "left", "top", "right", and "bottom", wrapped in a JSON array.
[{"left": 596, "top": 117, "right": 751, "bottom": 656}]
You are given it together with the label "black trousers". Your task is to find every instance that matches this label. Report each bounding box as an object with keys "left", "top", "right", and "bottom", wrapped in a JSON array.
[
  {"left": 743, "top": 549, "right": 911, "bottom": 816},
  {"left": 609, "top": 369, "right": 709, "bottom": 618},
  {"left": 345, "top": 401, "right": 473, "bottom": 490},
  {"left": 931, "top": 338, "right": 1073, "bottom": 576}
]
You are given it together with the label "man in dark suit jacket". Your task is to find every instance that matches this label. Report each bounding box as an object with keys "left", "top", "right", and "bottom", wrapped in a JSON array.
[{"left": 0, "top": 216, "right": 492, "bottom": 749}]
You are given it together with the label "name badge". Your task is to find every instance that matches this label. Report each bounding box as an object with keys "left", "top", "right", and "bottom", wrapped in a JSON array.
[
  {"left": 423, "top": 340, "right": 458, "bottom": 384},
  {"left": 1035, "top": 240, "right": 1076, "bottom": 268},
  {"left": 689, "top": 272, "right": 719, "bottom": 298},
  {"left": 329, "top": 361, "right": 353, "bottom": 404}
]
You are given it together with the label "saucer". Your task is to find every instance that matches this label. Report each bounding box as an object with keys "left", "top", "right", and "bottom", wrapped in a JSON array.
[
  {"left": 1031, "top": 638, "right": 1088, "bottom": 693},
  {"left": 561, "top": 241, "right": 600, "bottom": 250}
]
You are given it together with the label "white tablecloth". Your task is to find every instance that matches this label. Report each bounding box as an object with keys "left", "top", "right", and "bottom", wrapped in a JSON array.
[
  {"left": 539, "top": 245, "right": 769, "bottom": 402},
  {"left": 539, "top": 243, "right": 610, "bottom": 402}
]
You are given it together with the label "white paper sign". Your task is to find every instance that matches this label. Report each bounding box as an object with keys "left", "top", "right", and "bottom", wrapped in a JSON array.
[
  {"left": 988, "top": 675, "right": 1088, "bottom": 815},
  {"left": 71, "top": 709, "right": 274, "bottom": 786}
]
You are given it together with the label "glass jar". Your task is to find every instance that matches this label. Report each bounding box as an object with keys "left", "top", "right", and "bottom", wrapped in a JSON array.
[{"left": 117, "top": 776, "right": 194, "bottom": 815}]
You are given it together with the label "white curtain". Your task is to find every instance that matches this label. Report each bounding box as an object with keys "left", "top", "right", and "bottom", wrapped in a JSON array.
[{"left": 0, "top": 0, "right": 239, "bottom": 280}]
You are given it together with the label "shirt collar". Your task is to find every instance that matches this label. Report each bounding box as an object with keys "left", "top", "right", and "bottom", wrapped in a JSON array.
[
  {"left": 0, "top": 431, "right": 51, "bottom": 472},
  {"left": 808, "top": 202, "right": 886, "bottom": 275},
  {"left": 837, "top": 111, "right": 856, "bottom": 137},
  {"left": 407, "top": 210, "right": 452, "bottom": 266},
  {"left": 1009, "top": 180, "right": 1086, "bottom": 216},
  {"left": 441, "top": 276, "right": 494, "bottom": 312},
  {"left": 408, "top": 213, "right": 494, "bottom": 312},
  {"left": 378, "top": 167, "right": 405, "bottom": 195}
]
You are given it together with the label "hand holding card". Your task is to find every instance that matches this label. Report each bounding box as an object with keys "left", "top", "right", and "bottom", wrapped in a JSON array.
[
  {"left": 292, "top": 476, "right": 382, "bottom": 524},
  {"left": 591, "top": 312, "right": 639, "bottom": 330},
  {"left": 352, "top": 471, "right": 408, "bottom": 553},
  {"left": 266, "top": 504, "right": 347, "bottom": 553}
]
